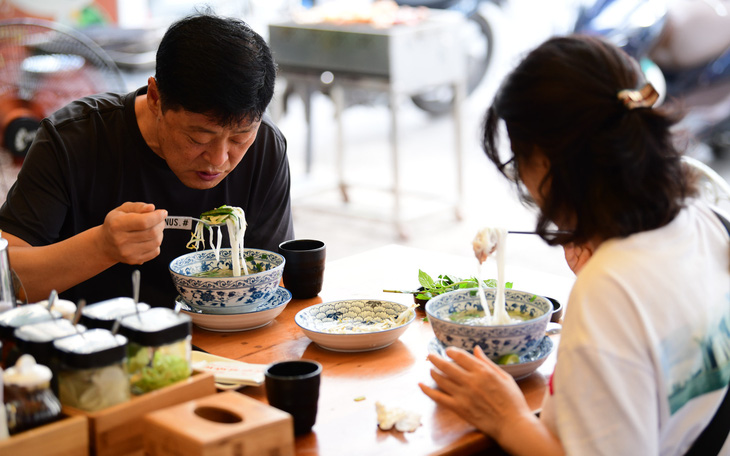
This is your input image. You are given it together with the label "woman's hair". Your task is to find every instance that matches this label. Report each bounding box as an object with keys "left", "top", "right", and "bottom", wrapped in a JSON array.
[
  {"left": 482, "top": 34, "right": 696, "bottom": 246},
  {"left": 154, "top": 10, "right": 276, "bottom": 126}
]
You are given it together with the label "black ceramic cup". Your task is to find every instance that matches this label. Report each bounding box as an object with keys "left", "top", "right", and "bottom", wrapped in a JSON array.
[
  {"left": 265, "top": 360, "right": 322, "bottom": 435},
  {"left": 545, "top": 296, "right": 564, "bottom": 323},
  {"left": 278, "top": 239, "right": 326, "bottom": 299}
]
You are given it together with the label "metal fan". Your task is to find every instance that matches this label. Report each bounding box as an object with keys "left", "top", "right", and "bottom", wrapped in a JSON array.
[{"left": 0, "top": 18, "right": 126, "bottom": 161}]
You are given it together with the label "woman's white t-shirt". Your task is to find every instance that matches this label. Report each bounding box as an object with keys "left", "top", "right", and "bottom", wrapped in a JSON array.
[{"left": 541, "top": 201, "right": 730, "bottom": 455}]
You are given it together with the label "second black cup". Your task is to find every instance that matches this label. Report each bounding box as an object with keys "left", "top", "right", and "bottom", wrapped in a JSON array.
[
  {"left": 278, "top": 239, "right": 326, "bottom": 299},
  {"left": 265, "top": 360, "right": 322, "bottom": 435}
]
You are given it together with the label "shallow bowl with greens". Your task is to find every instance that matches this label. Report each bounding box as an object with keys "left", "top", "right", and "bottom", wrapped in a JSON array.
[
  {"left": 425, "top": 287, "right": 551, "bottom": 361},
  {"left": 169, "top": 248, "right": 285, "bottom": 312}
]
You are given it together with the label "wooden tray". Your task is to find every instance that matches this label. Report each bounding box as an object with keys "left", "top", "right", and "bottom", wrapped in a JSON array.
[
  {"left": 0, "top": 414, "right": 89, "bottom": 456},
  {"left": 63, "top": 372, "right": 217, "bottom": 456}
]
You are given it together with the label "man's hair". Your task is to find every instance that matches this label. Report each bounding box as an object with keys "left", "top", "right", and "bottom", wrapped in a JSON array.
[
  {"left": 155, "top": 11, "right": 276, "bottom": 125},
  {"left": 482, "top": 34, "right": 696, "bottom": 246}
]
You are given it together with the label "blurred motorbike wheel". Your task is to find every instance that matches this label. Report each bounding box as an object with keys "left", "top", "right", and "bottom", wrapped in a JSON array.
[{"left": 409, "top": 9, "right": 493, "bottom": 115}]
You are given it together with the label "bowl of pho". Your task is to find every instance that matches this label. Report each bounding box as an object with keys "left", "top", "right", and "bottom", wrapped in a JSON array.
[
  {"left": 169, "top": 248, "right": 285, "bottom": 312},
  {"left": 425, "top": 287, "right": 551, "bottom": 361}
]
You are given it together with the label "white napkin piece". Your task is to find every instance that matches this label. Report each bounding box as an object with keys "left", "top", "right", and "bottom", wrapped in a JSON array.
[{"left": 375, "top": 401, "right": 421, "bottom": 432}]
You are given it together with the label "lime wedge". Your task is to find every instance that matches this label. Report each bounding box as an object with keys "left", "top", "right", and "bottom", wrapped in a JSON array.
[{"left": 497, "top": 353, "right": 520, "bottom": 365}]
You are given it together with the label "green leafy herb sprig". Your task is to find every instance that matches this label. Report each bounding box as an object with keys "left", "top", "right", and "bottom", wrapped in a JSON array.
[{"left": 384, "top": 269, "right": 512, "bottom": 301}]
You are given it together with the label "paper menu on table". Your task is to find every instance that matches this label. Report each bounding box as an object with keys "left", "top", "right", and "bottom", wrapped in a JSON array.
[{"left": 191, "top": 351, "right": 266, "bottom": 387}]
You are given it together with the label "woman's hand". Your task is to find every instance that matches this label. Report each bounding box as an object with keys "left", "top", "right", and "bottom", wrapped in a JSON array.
[
  {"left": 419, "top": 346, "right": 533, "bottom": 440},
  {"left": 564, "top": 242, "right": 594, "bottom": 274},
  {"left": 419, "top": 346, "right": 565, "bottom": 455}
]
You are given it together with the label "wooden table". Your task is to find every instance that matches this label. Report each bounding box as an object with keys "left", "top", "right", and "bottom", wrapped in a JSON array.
[{"left": 192, "top": 244, "right": 575, "bottom": 456}]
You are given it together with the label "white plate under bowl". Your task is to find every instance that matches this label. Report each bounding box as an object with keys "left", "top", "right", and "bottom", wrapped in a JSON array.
[
  {"left": 295, "top": 299, "right": 415, "bottom": 352},
  {"left": 427, "top": 336, "right": 554, "bottom": 380},
  {"left": 175, "top": 287, "right": 291, "bottom": 332}
]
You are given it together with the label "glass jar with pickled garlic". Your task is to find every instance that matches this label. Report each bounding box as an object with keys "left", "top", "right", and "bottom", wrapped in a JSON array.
[
  {"left": 53, "top": 329, "right": 129, "bottom": 412},
  {"left": 3, "top": 354, "right": 62, "bottom": 435},
  {"left": 14, "top": 319, "right": 85, "bottom": 395},
  {"left": 119, "top": 307, "right": 192, "bottom": 395},
  {"left": 79, "top": 297, "right": 150, "bottom": 330}
]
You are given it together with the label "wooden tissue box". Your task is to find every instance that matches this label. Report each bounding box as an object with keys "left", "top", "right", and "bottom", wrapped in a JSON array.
[{"left": 143, "top": 390, "right": 295, "bottom": 456}]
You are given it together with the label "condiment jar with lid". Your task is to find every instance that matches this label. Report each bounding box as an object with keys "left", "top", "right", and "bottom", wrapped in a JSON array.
[
  {"left": 53, "top": 328, "right": 130, "bottom": 412},
  {"left": 3, "top": 354, "right": 62, "bottom": 435},
  {"left": 0, "top": 304, "right": 61, "bottom": 368},
  {"left": 119, "top": 307, "right": 192, "bottom": 395},
  {"left": 79, "top": 297, "right": 150, "bottom": 330},
  {"left": 14, "top": 319, "right": 86, "bottom": 394}
]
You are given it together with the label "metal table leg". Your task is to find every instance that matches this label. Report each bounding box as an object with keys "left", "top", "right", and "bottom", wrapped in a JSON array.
[
  {"left": 452, "top": 79, "right": 466, "bottom": 221},
  {"left": 389, "top": 89, "right": 407, "bottom": 240},
  {"left": 302, "top": 84, "right": 314, "bottom": 175},
  {"left": 283, "top": 70, "right": 465, "bottom": 239},
  {"left": 331, "top": 83, "right": 349, "bottom": 203}
]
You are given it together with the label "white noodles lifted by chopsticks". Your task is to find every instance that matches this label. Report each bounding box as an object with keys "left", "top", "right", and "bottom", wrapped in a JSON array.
[
  {"left": 472, "top": 227, "right": 517, "bottom": 325},
  {"left": 186, "top": 206, "right": 249, "bottom": 276}
]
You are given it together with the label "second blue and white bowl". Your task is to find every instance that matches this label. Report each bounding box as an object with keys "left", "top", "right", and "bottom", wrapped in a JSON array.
[
  {"left": 425, "top": 287, "right": 551, "bottom": 361},
  {"left": 295, "top": 299, "right": 416, "bottom": 352}
]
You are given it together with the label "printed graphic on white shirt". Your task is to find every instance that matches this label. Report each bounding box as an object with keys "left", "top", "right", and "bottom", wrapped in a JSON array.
[{"left": 661, "top": 293, "right": 730, "bottom": 414}]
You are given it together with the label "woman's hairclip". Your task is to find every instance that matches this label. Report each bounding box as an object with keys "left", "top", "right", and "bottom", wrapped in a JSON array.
[{"left": 617, "top": 83, "right": 659, "bottom": 110}]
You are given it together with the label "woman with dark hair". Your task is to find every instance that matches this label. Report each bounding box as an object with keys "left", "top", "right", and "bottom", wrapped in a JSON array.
[{"left": 420, "top": 35, "right": 730, "bottom": 455}]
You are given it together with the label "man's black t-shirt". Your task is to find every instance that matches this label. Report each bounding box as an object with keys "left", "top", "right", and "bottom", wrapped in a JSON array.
[{"left": 0, "top": 87, "right": 295, "bottom": 307}]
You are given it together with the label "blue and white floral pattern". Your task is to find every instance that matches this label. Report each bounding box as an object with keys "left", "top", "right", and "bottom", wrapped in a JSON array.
[
  {"left": 294, "top": 299, "right": 415, "bottom": 352},
  {"left": 296, "top": 299, "right": 406, "bottom": 333},
  {"left": 178, "top": 287, "right": 292, "bottom": 315},
  {"left": 428, "top": 336, "right": 554, "bottom": 380},
  {"left": 175, "top": 288, "right": 292, "bottom": 332},
  {"left": 169, "top": 248, "right": 284, "bottom": 310},
  {"left": 425, "top": 288, "right": 551, "bottom": 360}
]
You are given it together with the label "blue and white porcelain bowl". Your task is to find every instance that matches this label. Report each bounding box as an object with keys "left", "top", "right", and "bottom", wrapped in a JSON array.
[
  {"left": 295, "top": 299, "right": 416, "bottom": 352},
  {"left": 169, "top": 248, "right": 285, "bottom": 312},
  {"left": 175, "top": 288, "right": 291, "bottom": 332},
  {"left": 425, "top": 288, "right": 551, "bottom": 361},
  {"left": 428, "top": 336, "right": 554, "bottom": 380}
]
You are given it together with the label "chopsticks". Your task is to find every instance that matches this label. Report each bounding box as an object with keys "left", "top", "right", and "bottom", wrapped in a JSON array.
[{"left": 192, "top": 344, "right": 209, "bottom": 354}]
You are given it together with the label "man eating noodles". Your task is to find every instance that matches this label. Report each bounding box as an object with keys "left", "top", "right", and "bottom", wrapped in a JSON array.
[{"left": 0, "top": 11, "right": 294, "bottom": 306}]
